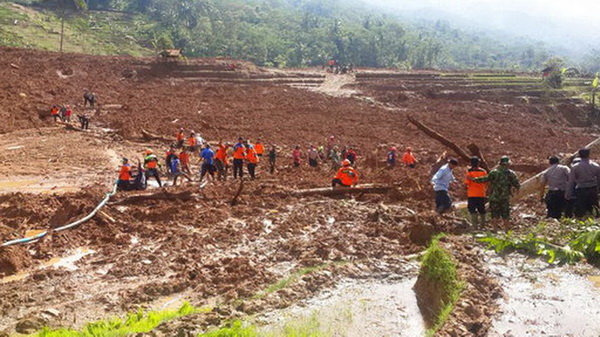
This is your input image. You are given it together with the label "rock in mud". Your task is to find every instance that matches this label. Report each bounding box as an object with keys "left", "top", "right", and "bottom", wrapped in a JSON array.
[
  {"left": 15, "top": 315, "right": 48, "bottom": 334},
  {"left": 408, "top": 222, "right": 435, "bottom": 246}
]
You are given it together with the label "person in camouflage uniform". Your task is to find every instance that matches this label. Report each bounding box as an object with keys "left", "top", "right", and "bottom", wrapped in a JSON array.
[{"left": 472, "top": 156, "right": 520, "bottom": 219}]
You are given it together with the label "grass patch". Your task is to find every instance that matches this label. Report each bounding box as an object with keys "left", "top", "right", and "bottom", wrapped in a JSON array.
[
  {"left": 30, "top": 302, "right": 209, "bottom": 337},
  {"left": 198, "top": 314, "right": 330, "bottom": 337},
  {"left": 419, "top": 235, "right": 463, "bottom": 337},
  {"left": 258, "top": 264, "right": 327, "bottom": 298}
]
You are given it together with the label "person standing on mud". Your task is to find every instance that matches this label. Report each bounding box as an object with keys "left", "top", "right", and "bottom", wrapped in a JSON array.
[
  {"left": 465, "top": 157, "right": 488, "bottom": 226},
  {"left": 77, "top": 113, "right": 90, "bottom": 130},
  {"left": 566, "top": 148, "right": 600, "bottom": 218},
  {"left": 200, "top": 144, "right": 216, "bottom": 182},
  {"left": 255, "top": 139, "right": 265, "bottom": 158},
  {"left": 144, "top": 149, "right": 162, "bottom": 187},
  {"left": 170, "top": 154, "right": 192, "bottom": 186},
  {"left": 50, "top": 105, "right": 60, "bottom": 122},
  {"left": 540, "top": 156, "right": 570, "bottom": 219},
  {"left": 308, "top": 145, "right": 319, "bottom": 168},
  {"left": 83, "top": 90, "right": 96, "bottom": 107},
  {"left": 187, "top": 131, "right": 198, "bottom": 151},
  {"left": 245, "top": 142, "right": 259, "bottom": 179},
  {"left": 564, "top": 158, "right": 581, "bottom": 217},
  {"left": 179, "top": 147, "right": 191, "bottom": 174},
  {"left": 387, "top": 147, "right": 397, "bottom": 168},
  {"left": 471, "top": 156, "right": 520, "bottom": 220},
  {"left": 232, "top": 138, "right": 246, "bottom": 179},
  {"left": 215, "top": 142, "right": 230, "bottom": 181},
  {"left": 402, "top": 147, "right": 417, "bottom": 168},
  {"left": 292, "top": 145, "right": 302, "bottom": 167},
  {"left": 329, "top": 146, "right": 341, "bottom": 170},
  {"left": 268, "top": 145, "right": 277, "bottom": 174},
  {"left": 117, "top": 157, "right": 133, "bottom": 191},
  {"left": 431, "top": 158, "right": 458, "bottom": 214},
  {"left": 346, "top": 146, "right": 358, "bottom": 166},
  {"left": 176, "top": 128, "right": 185, "bottom": 148}
]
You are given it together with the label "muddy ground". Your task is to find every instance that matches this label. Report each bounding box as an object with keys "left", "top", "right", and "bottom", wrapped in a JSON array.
[{"left": 1, "top": 47, "right": 599, "bottom": 336}]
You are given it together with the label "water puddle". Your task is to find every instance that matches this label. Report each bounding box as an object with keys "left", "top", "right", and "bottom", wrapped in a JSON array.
[
  {"left": 487, "top": 253, "right": 600, "bottom": 337},
  {"left": 0, "top": 247, "right": 95, "bottom": 284},
  {"left": 258, "top": 277, "right": 426, "bottom": 336}
]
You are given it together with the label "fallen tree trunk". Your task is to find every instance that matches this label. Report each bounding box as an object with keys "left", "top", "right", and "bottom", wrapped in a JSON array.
[
  {"left": 466, "top": 144, "right": 490, "bottom": 171},
  {"left": 289, "top": 184, "right": 395, "bottom": 197},
  {"left": 514, "top": 136, "right": 600, "bottom": 200},
  {"left": 407, "top": 115, "right": 471, "bottom": 163}
]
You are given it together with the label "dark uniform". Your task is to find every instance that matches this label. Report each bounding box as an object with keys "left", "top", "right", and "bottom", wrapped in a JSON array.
[{"left": 474, "top": 159, "right": 520, "bottom": 219}]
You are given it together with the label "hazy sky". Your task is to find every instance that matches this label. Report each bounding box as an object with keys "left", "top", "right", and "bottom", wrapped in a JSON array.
[{"left": 366, "top": 0, "right": 600, "bottom": 57}]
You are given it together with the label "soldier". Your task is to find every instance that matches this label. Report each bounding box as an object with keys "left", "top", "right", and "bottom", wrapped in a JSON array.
[{"left": 471, "top": 156, "right": 520, "bottom": 220}]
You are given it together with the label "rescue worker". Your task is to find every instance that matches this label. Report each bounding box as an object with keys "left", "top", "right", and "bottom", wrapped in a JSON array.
[
  {"left": 564, "top": 157, "right": 581, "bottom": 217},
  {"left": 332, "top": 159, "right": 359, "bottom": 187},
  {"left": 170, "top": 154, "right": 192, "bottom": 185},
  {"left": 179, "top": 147, "right": 192, "bottom": 174},
  {"left": 165, "top": 146, "right": 177, "bottom": 174},
  {"left": 245, "top": 142, "right": 259, "bottom": 179},
  {"left": 465, "top": 157, "right": 488, "bottom": 226},
  {"left": 144, "top": 149, "right": 162, "bottom": 187},
  {"left": 232, "top": 138, "right": 246, "bottom": 179},
  {"left": 387, "top": 147, "right": 397, "bottom": 168},
  {"left": 471, "top": 156, "right": 520, "bottom": 220},
  {"left": 255, "top": 139, "right": 265, "bottom": 157},
  {"left": 50, "top": 105, "right": 60, "bottom": 122},
  {"left": 176, "top": 128, "right": 185, "bottom": 148},
  {"left": 308, "top": 145, "right": 319, "bottom": 168},
  {"left": 431, "top": 158, "right": 458, "bottom": 214},
  {"left": 77, "top": 114, "right": 90, "bottom": 130},
  {"left": 402, "top": 147, "right": 416, "bottom": 168},
  {"left": 346, "top": 147, "right": 357, "bottom": 165},
  {"left": 117, "top": 158, "right": 133, "bottom": 191},
  {"left": 268, "top": 145, "right": 277, "bottom": 174},
  {"left": 83, "top": 90, "right": 96, "bottom": 107},
  {"left": 566, "top": 148, "right": 600, "bottom": 218},
  {"left": 64, "top": 105, "right": 72, "bottom": 123},
  {"left": 329, "top": 146, "right": 341, "bottom": 170},
  {"left": 292, "top": 145, "right": 302, "bottom": 167},
  {"left": 200, "top": 144, "right": 216, "bottom": 182},
  {"left": 540, "top": 156, "right": 570, "bottom": 219},
  {"left": 187, "top": 131, "right": 198, "bottom": 150},
  {"left": 326, "top": 135, "right": 336, "bottom": 157},
  {"left": 215, "top": 142, "right": 230, "bottom": 181}
]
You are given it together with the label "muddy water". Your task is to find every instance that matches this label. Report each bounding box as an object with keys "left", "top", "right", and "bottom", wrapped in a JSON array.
[
  {"left": 258, "top": 277, "right": 426, "bottom": 337},
  {"left": 486, "top": 253, "right": 600, "bottom": 337}
]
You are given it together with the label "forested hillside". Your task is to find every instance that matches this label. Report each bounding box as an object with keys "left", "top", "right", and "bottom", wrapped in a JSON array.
[{"left": 2, "top": 0, "right": 552, "bottom": 69}]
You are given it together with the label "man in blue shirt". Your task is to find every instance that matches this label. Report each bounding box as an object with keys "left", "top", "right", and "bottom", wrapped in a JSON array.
[
  {"left": 431, "top": 158, "right": 458, "bottom": 214},
  {"left": 200, "top": 144, "right": 216, "bottom": 182}
]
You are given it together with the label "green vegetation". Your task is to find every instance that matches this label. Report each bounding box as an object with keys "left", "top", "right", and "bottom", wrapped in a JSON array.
[
  {"left": 30, "top": 302, "right": 209, "bottom": 337},
  {"left": 198, "top": 314, "right": 328, "bottom": 337},
  {"left": 0, "top": 2, "right": 152, "bottom": 55},
  {"left": 2, "top": 0, "right": 551, "bottom": 69},
  {"left": 419, "top": 235, "right": 463, "bottom": 337},
  {"left": 478, "top": 219, "right": 600, "bottom": 264},
  {"left": 255, "top": 264, "right": 328, "bottom": 299}
]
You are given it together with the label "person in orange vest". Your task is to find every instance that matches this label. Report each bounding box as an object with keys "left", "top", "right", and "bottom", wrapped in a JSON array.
[
  {"left": 215, "top": 142, "right": 230, "bottom": 181},
  {"left": 179, "top": 147, "right": 191, "bottom": 174},
  {"left": 176, "top": 128, "right": 185, "bottom": 148},
  {"left": 402, "top": 147, "right": 417, "bottom": 168},
  {"left": 255, "top": 139, "right": 265, "bottom": 157},
  {"left": 465, "top": 156, "right": 488, "bottom": 226},
  {"left": 332, "top": 159, "right": 359, "bottom": 187},
  {"left": 117, "top": 158, "right": 133, "bottom": 191},
  {"left": 187, "top": 131, "right": 198, "bottom": 150},
  {"left": 144, "top": 149, "right": 162, "bottom": 187},
  {"left": 232, "top": 137, "right": 246, "bottom": 179},
  {"left": 50, "top": 105, "right": 60, "bottom": 122},
  {"left": 245, "top": 142, "right": 259, "bottom": 179}
]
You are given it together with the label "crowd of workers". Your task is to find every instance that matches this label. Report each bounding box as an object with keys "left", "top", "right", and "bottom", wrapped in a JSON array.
[
  {"left": 432, "top": 147, "right": 600, "bottom": 225},
  {"left": 49, "top": 90, "right": 95, "bottom": 130},
  {"left": 116, "top": 131, "right": 420, "bottom": 192}
]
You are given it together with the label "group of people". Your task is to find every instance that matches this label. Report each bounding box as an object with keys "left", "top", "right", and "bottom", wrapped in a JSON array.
[
  {"left": 432, "top": 147, "right": 600, "bottom": 225},
  {"left": 49, "top": 91, "right": 95, "bottom": 129}
]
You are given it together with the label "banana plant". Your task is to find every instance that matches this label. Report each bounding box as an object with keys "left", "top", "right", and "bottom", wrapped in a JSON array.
[{"left": 592, "top": 73, "right": 599, "bottom": 112}]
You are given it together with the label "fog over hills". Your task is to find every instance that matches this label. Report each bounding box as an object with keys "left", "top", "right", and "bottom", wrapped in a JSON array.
[{"left": 366, "top": 0, "right": 600, "bottom": 60}]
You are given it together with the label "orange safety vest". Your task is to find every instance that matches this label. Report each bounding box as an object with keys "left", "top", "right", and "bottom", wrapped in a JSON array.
[
  {"left": 188, "top": 136, "right": 197, "bottom": 147},
  {"left": 334, "top": 166, "right": 358, "bottom": 186},
  {"left": 255, "top": 143, "right": 265, "bottom": 155},
  {"left": 144, "top": 155, "right": 158, "bottom": 169},
  {"left": 465, "top": 168, "right": 488, "bottom": 198},
  {"left": 50, "top": 107, "right": 59, "bottom": 116},
  {"left": 402, "top": 152, "right": 416, "bottom": 165},
  {"left": 246, "top": 147, "right": 259, "bottom": 164},
  {"left": 119, "top": 164, "right": 131, "bottom": 181},
  {"left": 179, "top": 151, "right": 190, "bottom": 166},
  {"left": 233, "top": 144, "right": 246, "bottom": 159},
  {"left": 176, "top": 132, "right": 185, "bottom": 142},
  {"left": 215, "top": 145, "right": 228, "bottom": 163}
]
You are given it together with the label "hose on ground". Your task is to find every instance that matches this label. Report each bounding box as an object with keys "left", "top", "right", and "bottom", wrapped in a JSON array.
[{"left": 1, "top": 181, "right": 119, "bottom": 247}]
